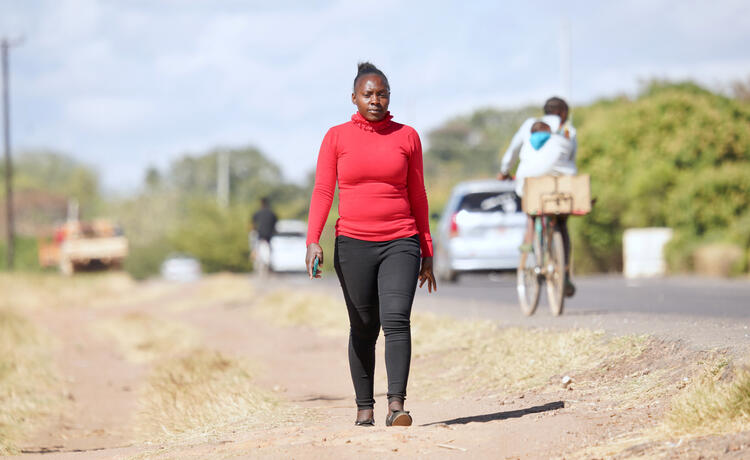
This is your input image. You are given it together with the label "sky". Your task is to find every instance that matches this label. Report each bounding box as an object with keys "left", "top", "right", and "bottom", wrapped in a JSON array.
[{"left": 1, "top": 0, "right": 749, "bottom": 193}]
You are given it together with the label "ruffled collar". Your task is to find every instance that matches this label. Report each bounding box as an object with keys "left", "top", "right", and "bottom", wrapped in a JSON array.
[{"left": 351, "top": 111, "right": 394, "bottom": 132}]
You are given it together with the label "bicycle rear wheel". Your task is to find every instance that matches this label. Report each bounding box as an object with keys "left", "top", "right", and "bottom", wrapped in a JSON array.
[
  {"left": 546, "top": 228, "right": 565, "bottom": 316},
  {"left": 517, "top": 240, "right": 541, "bottom": 316}
]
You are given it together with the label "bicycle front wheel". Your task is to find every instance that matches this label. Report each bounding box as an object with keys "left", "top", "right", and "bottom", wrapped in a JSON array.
[
  {"left": 517, "top": 245, "right": 541, "bottom": 316},
  {"left": 546, "top": 228, "right": 566, "bottom": 316}
]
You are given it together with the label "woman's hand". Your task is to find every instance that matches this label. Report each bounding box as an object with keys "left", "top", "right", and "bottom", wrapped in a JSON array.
[
  {"left": 418, "top": 256, "right": 437, "bottom": 293},
  {"left": 305, "top": 243, "right": 324, "bottom": 279}
]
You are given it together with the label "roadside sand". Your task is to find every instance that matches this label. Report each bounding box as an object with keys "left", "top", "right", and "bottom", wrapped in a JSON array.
[{"left": 7, "top": 274, "right": 750, "bottom": 459}]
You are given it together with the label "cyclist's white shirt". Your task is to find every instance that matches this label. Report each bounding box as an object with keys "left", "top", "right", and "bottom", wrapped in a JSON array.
[
  {"left": 500, "top": 115, "right": 577, "bottom": 176},
  {"left": 514, "top": 134, "right": 577, "bottom": 197}
]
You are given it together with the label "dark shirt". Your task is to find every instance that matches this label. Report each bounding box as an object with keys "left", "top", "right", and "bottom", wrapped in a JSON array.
[{"left": 252, "top": 208, "right": 277, "bottom": 241}]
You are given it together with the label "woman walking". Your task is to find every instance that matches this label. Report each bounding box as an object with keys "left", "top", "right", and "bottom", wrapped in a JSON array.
[{"left": 305, "top": 62, "right": 436, "bottom": 427}]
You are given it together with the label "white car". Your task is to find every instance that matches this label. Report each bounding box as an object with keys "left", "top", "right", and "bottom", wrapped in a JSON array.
[
  {"left": 269, "top": 219, "right": 308, "bottom": 272},
  {"left": 161, "top": 254, "right": 202, "bottom": 282},
  {"left": 434, "top": 180, "right": 526, "bottom": 282}
]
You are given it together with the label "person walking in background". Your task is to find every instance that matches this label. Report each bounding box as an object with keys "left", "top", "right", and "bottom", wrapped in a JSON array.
[
  {"left": 251, "top": 196, "right": 277, "bottom": 275},
  {"left": 305, "top": 62, "right": 437, "bottom": 427}
]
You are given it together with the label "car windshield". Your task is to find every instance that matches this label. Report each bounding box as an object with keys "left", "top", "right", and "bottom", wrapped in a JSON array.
[{"left": 457, "top": 192, "right": 521, "bottom": 213}]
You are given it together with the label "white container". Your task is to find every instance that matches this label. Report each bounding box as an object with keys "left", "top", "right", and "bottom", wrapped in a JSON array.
[{"left": 623, "top": 228, "right": 673, "bottom": 278}]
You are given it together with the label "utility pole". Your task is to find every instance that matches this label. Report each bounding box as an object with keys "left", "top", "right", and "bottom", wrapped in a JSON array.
[
  {"left": 559, "top": 18, "right": 572, "bottom": 103},
  {"left": 2, "top": 37, "right": 22, "bottom": 270},
  {"left": 217, "top": 150, "right": 230, "bottom": 208}
]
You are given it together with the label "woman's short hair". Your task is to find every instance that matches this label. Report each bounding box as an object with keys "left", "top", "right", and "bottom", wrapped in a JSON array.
[{"left": 353, "top": 62, "right": 390, "bottom": 91}]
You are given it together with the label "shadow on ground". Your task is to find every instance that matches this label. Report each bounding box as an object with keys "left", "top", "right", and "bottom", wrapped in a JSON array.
[
  {"left": 422, "top": 401, "right": 565, "bottom": 426},
  {"left": 294, "top": 394, "right": 350, "bottom": 403}
]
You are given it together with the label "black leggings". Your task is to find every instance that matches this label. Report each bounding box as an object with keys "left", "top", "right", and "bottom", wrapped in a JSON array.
[{"left": 334, "top": 234, "right": 421, "bottom": 410}]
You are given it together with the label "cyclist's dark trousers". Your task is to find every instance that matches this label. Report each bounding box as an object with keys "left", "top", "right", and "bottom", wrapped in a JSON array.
[
  {"left": 333, "top": 234, "right": 421, "bottom": 410},
  {"left": 558, "top": 215, "right": 571, "bottom": 270}
]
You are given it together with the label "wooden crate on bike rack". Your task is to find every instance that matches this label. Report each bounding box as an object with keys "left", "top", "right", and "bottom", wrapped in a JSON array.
[{"left": 522, "top": 174, "right": 591, "bottom": 216}]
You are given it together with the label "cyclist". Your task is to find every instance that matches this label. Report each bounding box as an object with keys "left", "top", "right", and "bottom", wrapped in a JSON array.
[
  {"left": 498, "top": 98, "right": 578, "bottom": 297},
  {"left": 497, "top": 96, "right": 577, "bottom": 181}
]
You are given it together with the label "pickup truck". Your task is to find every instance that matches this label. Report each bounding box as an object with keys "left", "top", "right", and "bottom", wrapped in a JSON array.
[{"left": 38, "top": 220, "right": 128, "bottom": 275}]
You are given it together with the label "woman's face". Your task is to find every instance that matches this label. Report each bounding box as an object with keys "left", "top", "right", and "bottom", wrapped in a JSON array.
[{"left": 352, "top": 74, "right": 390, "bottom": 122}]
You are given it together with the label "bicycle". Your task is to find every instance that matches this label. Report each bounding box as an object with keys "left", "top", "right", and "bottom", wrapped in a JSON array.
[
  {"left": 510, "top": 174, "right": 591, "bottom": 316},
  {"left": 517, "top": 212, "right": 568, "bottom": 316}
]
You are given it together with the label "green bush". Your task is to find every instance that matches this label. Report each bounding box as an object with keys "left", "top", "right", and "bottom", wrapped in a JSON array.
[
  {"left": 169, "top": 199, "right": 251, "bottom": 273},
  {"left": 123, "top": 238, "right": 174, "bottom": 280},
  {"left": 0, "top": 236, "right": 43, "bottom": 271},
  {"left": 571, "top": 82, "right": 750, "bottom": 273}
]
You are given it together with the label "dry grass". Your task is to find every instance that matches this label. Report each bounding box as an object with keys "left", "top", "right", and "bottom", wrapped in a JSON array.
[
  {"left": 568, "top": 338, "right": 701, "bottom": 412},
  {"left": 572, "top": 364, "right": 750, "bottom": 460},
  {"left": 693, "top": 243, "right": 745, "bottom": 277},
  {"left": 410, "top": 313, "right": 647, "bottom": 398},
  {"left": 667, "top": 362, "right": 750, "bottom": 435},
  {"left": 0, "top": 272, "right": 253, "bottom": 314},
  {"left": 136, "top": 348, "right": 284, "bottom": 441},
  {"left": 0, "top": 308, "right": 61, "bottom": 455},
  {"left": 252, "top": 289, "right": 348, "bottom": 336},
  {"left": 250, "top": 288, "right": 648, "bottom": 398},
  {"left": 0, "top": 272, "right": 136, "bottom": 311},
  {"left": 159, "top": 273, "right": 255, "bottom": 312},
  {"left": 94, "top": 312, "right": 200, "bottom": 363},
  {"left": 568, "top": 355, "right": 748, "bottom": 459}
]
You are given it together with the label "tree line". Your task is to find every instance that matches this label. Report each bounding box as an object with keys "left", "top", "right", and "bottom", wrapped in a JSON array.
[{"left": 3, "top": 80, "right": 749, "bottom": 277}]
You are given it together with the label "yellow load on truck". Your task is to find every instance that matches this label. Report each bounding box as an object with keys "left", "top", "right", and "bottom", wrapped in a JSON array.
[{"left": 38, "top": 219, "right": 129, "bottom": 275}]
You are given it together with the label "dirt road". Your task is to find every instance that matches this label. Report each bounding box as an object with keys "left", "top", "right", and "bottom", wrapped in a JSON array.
[{"left": 6, "top": 274, "right": 750, "bottom": 459}]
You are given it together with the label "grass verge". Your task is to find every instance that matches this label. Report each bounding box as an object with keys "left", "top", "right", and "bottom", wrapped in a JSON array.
[
  {"left": 252, "top": 289, "right": 348, "bottom": 335},
  {"left": 136, "top": 348, "right": 283, "bottom": 441},
  {"left": 410, "top": 313, "right": 647, "bottom": 398},
  {"left": 574, "top": 361, "right": 750, "bottom": 459},
  {"left": 0, "top": 272, "right": 135, "bottom": 311},
  {"left": 667, "top": 364, "right": 750, "bottom": 435},
  {"left": 0, "top": 308, "right": 61, "bottom": 455},
  {"left": 251, "top": 286, "right": 750, "bottom": 457},
  {"left": 162, "top": 273, "right": 254, "bottom": 312},
  {"left": 251, "top": 288, "right": 648, "bottom": 397},
  {"left": 94, "top": 312, "right": 199, "bottom": 363},
  {"left": 0, "top": 272, "right": 254, "bottom": 313}
]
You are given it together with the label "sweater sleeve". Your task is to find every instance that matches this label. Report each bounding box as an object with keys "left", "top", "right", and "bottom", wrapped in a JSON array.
[
  {"left": 500, "top": 118, "right": 534, "bottom": 175},
  {"left": 306, "top": 129, "right": 337, "bottom": 246},
  {"left": 406, "top": 130, "right": 434, "bottom": 257}
]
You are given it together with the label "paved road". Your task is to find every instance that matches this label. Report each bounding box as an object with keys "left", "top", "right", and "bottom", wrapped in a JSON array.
[{"left": 424, "top": 272, "right": 749, "bottom": 318}]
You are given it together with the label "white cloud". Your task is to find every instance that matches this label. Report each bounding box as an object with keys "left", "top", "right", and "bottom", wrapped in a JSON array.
[
  {"left": 64, "top": 96, "right": 153, "bottom": 132},
  {"left": 2, "top": 0, "right": 749, "bottom": 191}
]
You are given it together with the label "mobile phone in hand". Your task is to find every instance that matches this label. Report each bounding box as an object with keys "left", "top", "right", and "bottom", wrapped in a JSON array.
[{"left": 313, "top": 257, "right": 320, "bottom": 278}]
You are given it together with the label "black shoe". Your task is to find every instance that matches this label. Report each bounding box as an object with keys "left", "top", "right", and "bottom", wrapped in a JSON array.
[
  {"left": 385, "top": 410, "right": 412, "bottom": 427},
  {"left": 564, "top": 278, "right": 576, "bottom": 297},
  {"left": 355, "top": 418, "right": 374, "bottom": 426}
]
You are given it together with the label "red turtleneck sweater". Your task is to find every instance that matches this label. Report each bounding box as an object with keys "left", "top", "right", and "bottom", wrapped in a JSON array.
[{"left": 306, "top": 112, "right": 433, "bottom": 257}]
